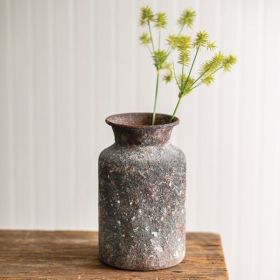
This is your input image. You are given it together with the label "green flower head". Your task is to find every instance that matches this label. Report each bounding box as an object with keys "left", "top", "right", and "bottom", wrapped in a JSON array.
[
  {"left": 178, "top": 51, "right": 190, "bottom": 66},
  {"left": 178, "top": 9, "right": 196, "bottom": 28},
  {"left": 194, "top": 31, "right": 209, "bottom": 48},
  {"left": 201, "top": 52, "right": 225, "bottom": 74},
  {"left": 138, "top": 5, "right": 236, "bottom": 123},
  {"left": 154, "top": 12, "right": 167, "bottom": 29},
  {"left": 207, "top": 41, "right": 216, "bottom": 50},
  {"left": 140, "top": 6, "right": 154, "bottom": 26},
  {"left": 153, "top": 50, "right": 169, "bottom": 71},
  {"left": 139, "top": 32, "right": 151, "bottom": 45},
  {"left": 163, "top": 64, "right": 173, "bottom": 83},
  {"left": 201, "top": 75, "right": 215, "bottom": 85},
  {"left": 167, "top": 35, "right": 191, "bottom": 51},
  {"left": 223, "top": 55, "right": 237, "bottom": 71}
]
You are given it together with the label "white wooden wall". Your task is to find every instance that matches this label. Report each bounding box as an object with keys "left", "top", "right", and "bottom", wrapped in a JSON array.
[{"left": 1, "top": 0, "right": 280, "bottom": 279}]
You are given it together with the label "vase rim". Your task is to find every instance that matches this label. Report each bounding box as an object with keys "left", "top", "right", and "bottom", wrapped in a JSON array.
[{"left": 105, "top": 112, "right": 179, "bottom": 129}]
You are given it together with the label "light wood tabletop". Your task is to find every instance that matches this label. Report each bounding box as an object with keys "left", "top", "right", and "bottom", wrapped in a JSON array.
[{"left": 0, "top": 230, "right": 228, "bottom": 279}]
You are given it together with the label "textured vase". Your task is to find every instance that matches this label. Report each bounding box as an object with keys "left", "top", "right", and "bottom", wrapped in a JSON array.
[{"left": 98, "top": 113, "right": 186, "bottom": 270}]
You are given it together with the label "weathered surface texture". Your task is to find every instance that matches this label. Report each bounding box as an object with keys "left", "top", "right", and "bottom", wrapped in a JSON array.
[
  {"left": 99, "top": 113, "right": 186, "bottom": 270},
  {"left": 0, "top": 230, "right": 228, "bottom": 280},
  {"left": 99, "top": 143, "right": 186, "bottom": 270}
]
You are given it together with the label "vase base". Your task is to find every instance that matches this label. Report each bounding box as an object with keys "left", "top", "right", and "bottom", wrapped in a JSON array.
[{"left": 99, "top": 254, "right": 185, "bottom": 271}]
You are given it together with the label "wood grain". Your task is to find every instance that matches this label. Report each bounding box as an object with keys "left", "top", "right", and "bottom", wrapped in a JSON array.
[{"left": 0, "top": 231, "right": 228, "bottom": 279}]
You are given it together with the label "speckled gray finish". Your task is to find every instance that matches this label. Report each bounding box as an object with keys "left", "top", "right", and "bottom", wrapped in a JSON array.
[{"left": 98, "top": 113, "right": 186, "bottom": 271}]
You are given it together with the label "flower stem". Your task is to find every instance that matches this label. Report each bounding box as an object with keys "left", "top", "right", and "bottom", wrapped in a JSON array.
[
  {"left": 148, "top": 21, "right": 155, "bottom": 51},
  {"left": 152, "top": 71, "right": 160, "bottom": 125},
  {"left": 186, "top": 47, "right": 199, "bottom": 83},
  {"left": 173, "top": 63, "right": 180, "bottom": 88},
  {"left": 158, "top": 30, "right": 161, "bottom": 50},
  {"left": 171, "top": 96, "right": 182, "bottom": 122},
  {"left": 181, "top": 64, "right": 185, "bottom": 89},
  {"left": 190, "top": 65, "right": 223, "bottom": 90}
]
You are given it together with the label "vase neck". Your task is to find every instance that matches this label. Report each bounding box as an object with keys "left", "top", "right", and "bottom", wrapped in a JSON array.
[
  {"left": 112, "top": 126, "right": 173, "bottom": 146},
  {"left": 105, "top": 113, "right": 179, "bottom": 147}
]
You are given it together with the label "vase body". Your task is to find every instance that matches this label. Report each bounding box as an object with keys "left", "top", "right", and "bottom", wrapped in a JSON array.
[{"left": 98, "top": 113, "right": 186, "bottom": 270}]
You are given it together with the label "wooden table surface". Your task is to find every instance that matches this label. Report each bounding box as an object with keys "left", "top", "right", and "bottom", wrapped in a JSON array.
[{"left": 0, "top": 230, "right": 228, "bottom": 280}]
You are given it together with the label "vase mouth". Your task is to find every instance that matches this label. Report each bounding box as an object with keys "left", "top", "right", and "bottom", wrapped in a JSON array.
[{"left": 105, "top": 112, "right": 179, "bottom": 129}]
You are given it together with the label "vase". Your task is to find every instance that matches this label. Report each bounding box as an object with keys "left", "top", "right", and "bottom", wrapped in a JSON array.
[{"left": 98, "top": 112, "right": 186, "bottom": 270}]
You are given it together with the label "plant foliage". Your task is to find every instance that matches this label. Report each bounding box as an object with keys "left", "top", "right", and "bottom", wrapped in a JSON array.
[{"left": 138, "top": 6, "right": 237, "bottom": 123}]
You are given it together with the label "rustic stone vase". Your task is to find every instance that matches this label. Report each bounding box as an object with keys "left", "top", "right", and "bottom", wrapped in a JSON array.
[{"left": 98, "top": 113, "right": 186, "bottom": 270}]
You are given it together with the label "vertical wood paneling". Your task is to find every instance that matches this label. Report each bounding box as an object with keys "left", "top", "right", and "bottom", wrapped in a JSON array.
[
  {"left": 195, "top": 0, "right": 221, "bottom": 232},
  {"left": 258, "top": 1, "right": 280, "bottom": 279},
  {"left": 251, "top": 0, "right": 264, "bottom": 278},
  {"left": 0, "top": 0, "right": 14, "bottom": 228},
  {"left": 52, "top": 0, "right": 73, "bottom": 228},
  {"left": 6, "top": 0, "right": 16, "bottom": 228},
  {"left": 11, "top": 0, "right": 35, "bottom": 228},
  {"left": 73, "top": 0, "right": 94, "bottom": 229},
  {"left": 217, "top": 1, "right": 243, "bottom": 279},
  {"left": 68, "top": 0, "right": 76, "bottom": 229},
  {"left": 33, "top": 0, "right": 52, "bottom": 228},
  {"left": 236, "top": 0, "right": 261, "bottom": 278},
  {"left": 47, "top": 0, "right": 56, "bottom": 229},
  {"left": 27, "top": 0, "right": 36, "bottom": 228},
  {"left": 115, "top": 0, "right": 136, "bottom": 113},
  {"left": 89, "top": 0, "right": 97, "bottom": 230},
  {"left": 130, "top": 0, "right": 137, "bottom": 113},
  {"left": 94, "top": 0, "right": 116, "bottom": 156},
  {"left": 0, "top": 0, "right": 280, "bottom": 279}
]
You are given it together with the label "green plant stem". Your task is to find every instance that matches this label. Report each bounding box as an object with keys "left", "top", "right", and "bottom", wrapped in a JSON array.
[
  {"left": 172, "top": 63, "right": 180, "bottom": 87},
  {"left": 148, "top": 21, "right": 155, "bottom": 51},
  {"left": 186, "top": 47, "right": 200, "bottom": 83},
  {"left": 191, "top": 68, "right": 211, "bottom": 86},
  {"left": 179, "top": 47, "right": 200, "bottom": 94},
  {"left": 170, "top": 48, "right": 199, "bottom": 121},
  {"left": 146, "top": 45, "right": 153, "bottom": 55},
  {"left": 190, "top": 65, "right": 223, "bottom": 90},
  {"left": 148, "top": 20, "right": 158, "bottom": 125},
  {"left": 171, "top": 96, "right": 182, "bottom": 121},
  {"left": 171, "top": 49, "right": 215, "bottom": 122},
  {"left": 152, "top": 70, "right": 160, "bottom": 125},
  {"left": 181, "top": 64, "right": 185, "bottom": 88},
  {"left": 158, "top": 30, "right": 161, "bottom": 50},
  {"left": 178, "top": 25, "right": 185, "bottom": 35}
]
